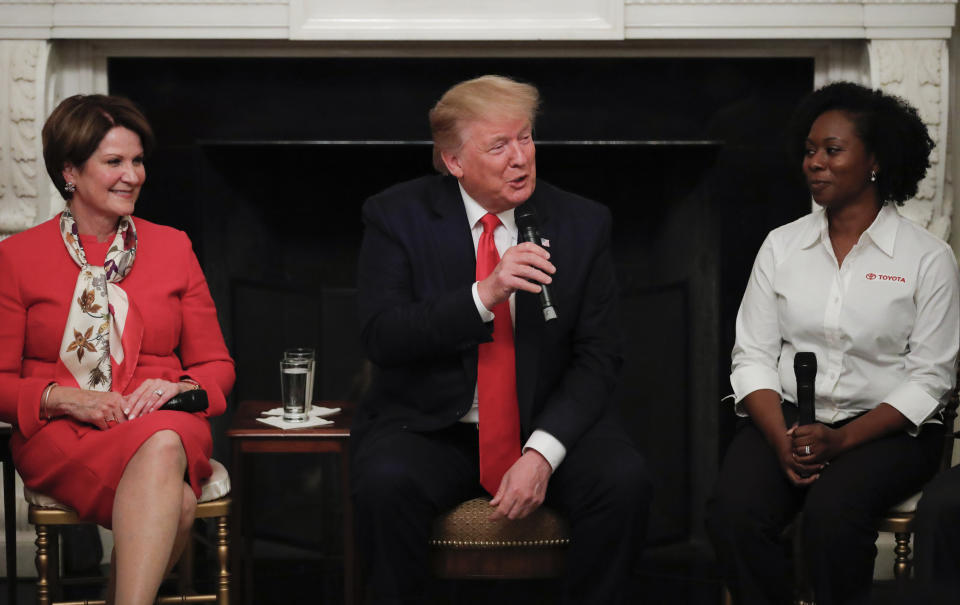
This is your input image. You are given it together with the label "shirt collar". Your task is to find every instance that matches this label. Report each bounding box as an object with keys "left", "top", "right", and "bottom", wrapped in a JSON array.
[
  {"left": 458, "top": 182, "right": 517, "bottom": 236},
  {"left": 799, "top": 206, "right": 828, "bottom": 250},
  {"left": 799, "top": 203, "right": 899, "bottom": 258},
  {"left": 862, "top": 203, "right": 899, "bottom": 258}
]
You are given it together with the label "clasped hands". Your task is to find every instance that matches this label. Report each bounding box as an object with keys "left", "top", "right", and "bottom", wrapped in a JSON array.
[
  {"left": 477, "top": 242, "right": 555, "bottom": 311},
  {"left": 46, "top": 378, "right": 194, "bottom": 431},
  {"left": 778, "top": 422, "right": 845, "bottom": 486}
]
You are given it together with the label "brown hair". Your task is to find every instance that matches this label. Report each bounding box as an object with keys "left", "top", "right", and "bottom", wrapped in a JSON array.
[
  {"left": 42, "top": 94, "right": 155, "bottom": 201},
  {"left": 429, "top": 75, "right": 540, "bottom": 174}
]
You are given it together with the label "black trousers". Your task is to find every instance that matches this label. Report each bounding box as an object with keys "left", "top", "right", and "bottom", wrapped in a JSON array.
[
  {"left": 351, "top": 418, "right": 652, "bottom": 605},
  {"left": 706, "top": 403, "right": 943, "bottom": 605},
  {"left": 914, "top": 463, "right": 960, "bottom": 603}
]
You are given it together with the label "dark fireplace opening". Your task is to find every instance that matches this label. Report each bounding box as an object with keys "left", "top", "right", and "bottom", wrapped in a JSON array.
[{"left": 110, "top": 55, "right": 813, "bottom": 599}]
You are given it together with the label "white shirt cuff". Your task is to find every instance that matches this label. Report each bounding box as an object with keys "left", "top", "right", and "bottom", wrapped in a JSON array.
[
  {"left": 523, "top": 429, "right": 566, "bottom": 472},
  {"left": 883, "top": 381, "right": 944, "bottom": 433},
  {"left": 730, "top": 366, "right": 782, "bottom": 416},
  {"left": 471, "top": 281, "right": 495, "bottom": 323}
]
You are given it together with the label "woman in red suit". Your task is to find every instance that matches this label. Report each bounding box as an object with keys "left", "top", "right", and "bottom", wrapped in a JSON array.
[{"left": 0, "top": 94, "right": 234, "bottom": 604}]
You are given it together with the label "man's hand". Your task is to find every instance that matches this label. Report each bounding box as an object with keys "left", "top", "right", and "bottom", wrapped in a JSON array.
[
  {"left": 488, "top": 449, "right": 552, "bottom": 520},
  {"left": 477, "top": 242, "right": 555, "bottom": 310}
]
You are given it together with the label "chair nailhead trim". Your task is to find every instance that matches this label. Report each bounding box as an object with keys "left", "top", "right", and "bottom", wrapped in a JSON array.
[{"left": 429, "top": 538, "right": 571, "bottom": 548}]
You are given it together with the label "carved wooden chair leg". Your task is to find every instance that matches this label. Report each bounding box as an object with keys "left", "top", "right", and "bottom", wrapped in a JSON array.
[
  {"left": 216, "top": 513, "right": 230, "bottom": 605},
  {"left": 35, "top": 522, "right": 52, "bottom": 605},
  {"left": 893, "top": 531, "right": 913, "bottom": 582}
]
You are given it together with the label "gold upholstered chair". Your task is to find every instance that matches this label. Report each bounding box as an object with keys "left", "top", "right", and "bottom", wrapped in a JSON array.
[
  {"left": 24, "top": 458, "right": 231, "bottom": 605},
  {"left": 428, "top": 497, "right": 570, "bottom": 579}
]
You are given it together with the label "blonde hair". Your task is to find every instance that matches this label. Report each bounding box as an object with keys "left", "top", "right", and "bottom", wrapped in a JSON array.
[{"left": 429, "top": 75, "right": 540, "bottom": 174}]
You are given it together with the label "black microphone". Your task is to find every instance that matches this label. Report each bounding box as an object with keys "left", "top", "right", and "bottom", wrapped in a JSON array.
[
  {"left": 515, "top": 205, "right": 558, "bottom": 322},
  {"left": 794, "top": 352, "right": 817, "bottom": 426}
]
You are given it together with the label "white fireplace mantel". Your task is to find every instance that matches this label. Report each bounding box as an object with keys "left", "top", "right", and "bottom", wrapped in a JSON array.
[{"left": 0, "top": 0, "right": 956, "bottom": 40}]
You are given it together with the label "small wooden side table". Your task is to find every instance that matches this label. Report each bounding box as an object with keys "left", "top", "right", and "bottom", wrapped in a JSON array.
[
  {"left": 227, "top": 400, "right": 354, "bottom": 605},
  {"left": 1, "top": 422, "right": 17, "bottom": 605}
]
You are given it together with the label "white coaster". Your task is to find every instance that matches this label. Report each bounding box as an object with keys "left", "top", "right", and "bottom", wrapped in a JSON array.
[{"left": 256, "top": 415, "right": 334, "bottom": 429}]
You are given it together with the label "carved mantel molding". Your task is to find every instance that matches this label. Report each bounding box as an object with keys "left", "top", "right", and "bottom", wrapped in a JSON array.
[
  {"left": 0, "top": 40, "right": 48, "bottom": 238},
  {"left": 870, "top": 40, "right": 952, "bottom": 238}
]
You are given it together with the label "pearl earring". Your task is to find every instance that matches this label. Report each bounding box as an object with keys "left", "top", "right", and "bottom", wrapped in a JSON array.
[{"left": 869, "top": 170, "right": 877, "bottom": 183}]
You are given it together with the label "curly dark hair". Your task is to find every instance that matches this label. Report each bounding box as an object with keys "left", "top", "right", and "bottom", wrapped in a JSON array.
[
  {"left": 787, "top": 81, "right": 933, "bottom": 206},
  {"left": 42, "top": 94, "right": 155, "bottom": 202}
]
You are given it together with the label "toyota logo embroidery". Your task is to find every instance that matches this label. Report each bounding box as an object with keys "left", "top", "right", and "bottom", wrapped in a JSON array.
[{"left": 865, "top": 272, "right": 906, "bottom": 283}]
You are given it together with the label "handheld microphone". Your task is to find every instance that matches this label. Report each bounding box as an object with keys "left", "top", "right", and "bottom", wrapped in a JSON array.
[
  {"left": 515, "top": 205, "right": 558, "bottom": 322},
  {"left": 794, "top": 352, "right": 817, "bottom": 426}
]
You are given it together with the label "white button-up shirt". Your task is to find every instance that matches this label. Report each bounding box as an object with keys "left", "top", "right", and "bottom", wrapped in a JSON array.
[{"left": 731, "top": 204, "right": 960, "bottom": 433}]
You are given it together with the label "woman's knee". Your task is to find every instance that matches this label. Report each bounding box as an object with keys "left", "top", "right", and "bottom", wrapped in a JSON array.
[
  {"left": 706, "top": 478, "right": 791, "bottom": 548},
  {"left": 136, "top": 430, "right": 187, "bottom": 469},
  {"left": 801, "top": 489, "right": 876, "bottom": 556}
]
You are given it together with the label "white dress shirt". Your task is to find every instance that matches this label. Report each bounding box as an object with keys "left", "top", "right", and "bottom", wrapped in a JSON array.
[
  {"left": 459, "top": 183, "right": 566, "bottom": 471},
  {"left": 731, "top": 204, "right": 960, "bottom": 434}
]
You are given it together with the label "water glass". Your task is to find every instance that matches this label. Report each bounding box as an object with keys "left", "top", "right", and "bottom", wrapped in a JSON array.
[
  {"left": 283, "top": 347, "right": 315, "bottom": 415},
  {"left": 280, "top": 357, "right": 311, "bottom": 422}
]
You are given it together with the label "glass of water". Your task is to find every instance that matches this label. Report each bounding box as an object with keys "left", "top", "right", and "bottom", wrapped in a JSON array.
[
  {"left": 283, "top": 348, "right": 315, "bottom": 415},
  {"left": 280, "top": 357, "right": 311, "bottom": 422}
]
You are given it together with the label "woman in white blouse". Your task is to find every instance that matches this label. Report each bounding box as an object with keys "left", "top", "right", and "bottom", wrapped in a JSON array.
[{"left": 707, "top": 82, "right": 960, "bottom": 605}]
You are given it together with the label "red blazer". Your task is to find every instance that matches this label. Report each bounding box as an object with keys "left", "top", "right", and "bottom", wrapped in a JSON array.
[{"left": 0, "top": 216, "right": 234, "bottom": 522}]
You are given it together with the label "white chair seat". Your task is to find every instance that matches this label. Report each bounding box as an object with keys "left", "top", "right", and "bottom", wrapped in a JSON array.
[
  {"left": 888, "top": 491, "right": 922, "bottom": 514},
  {"left": 25, "top": 458, "right": 230, "bottom": 509}
]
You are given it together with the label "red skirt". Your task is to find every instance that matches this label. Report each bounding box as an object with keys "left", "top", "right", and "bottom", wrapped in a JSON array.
[{"left": 12, "top": 410, "right": 212, "bottom": 528}]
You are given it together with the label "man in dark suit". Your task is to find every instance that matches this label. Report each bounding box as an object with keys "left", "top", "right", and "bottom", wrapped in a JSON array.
[{"left": 352, "top": 75, "right": 652, "bottom": 605}]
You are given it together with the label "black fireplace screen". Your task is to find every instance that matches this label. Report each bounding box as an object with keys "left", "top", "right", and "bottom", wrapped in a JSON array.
[{"left": 110, "top": 55, "right": 812, "bottom": 558}]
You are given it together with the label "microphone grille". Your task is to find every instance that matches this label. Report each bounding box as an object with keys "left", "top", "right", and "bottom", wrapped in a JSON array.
[
  {"left": 515, "top": 204, "right": 538, "bottom": 230},
  {"left": 794, "top": 351, "right": 817, "bottom": 380}
]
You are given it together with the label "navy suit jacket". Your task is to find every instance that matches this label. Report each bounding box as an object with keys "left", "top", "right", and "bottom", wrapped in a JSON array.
[{"left": 354, "top": 174, "right": 623, "bottom": 451}]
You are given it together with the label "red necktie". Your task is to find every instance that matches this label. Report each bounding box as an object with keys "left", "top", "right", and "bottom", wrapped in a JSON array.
[{"left": 476, "top": 213, "right": 522, "bottom": 496}]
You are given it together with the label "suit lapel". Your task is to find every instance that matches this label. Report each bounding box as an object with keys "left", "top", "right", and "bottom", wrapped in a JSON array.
[
  {"left": 428, "top": 177, "right": 481, "bottom": 383},
  {"left": 514, "top": 191, "right": 549, "bottom": 431},
  {"left": 428, "top": 176, "right": 476, "bottom": 289}
]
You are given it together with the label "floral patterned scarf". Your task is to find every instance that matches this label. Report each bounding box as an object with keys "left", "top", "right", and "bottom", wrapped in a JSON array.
[{"left": 55, "top": 209, "right": 143, "bottom": 393}]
